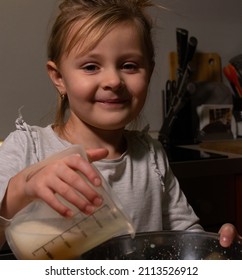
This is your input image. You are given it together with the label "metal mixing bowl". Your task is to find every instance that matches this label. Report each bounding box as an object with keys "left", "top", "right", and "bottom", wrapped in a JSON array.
[{"left": 80, "top": 231, "right": 242, "bottom": 260}]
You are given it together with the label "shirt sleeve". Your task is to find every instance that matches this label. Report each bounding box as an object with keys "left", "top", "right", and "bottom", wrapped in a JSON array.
[
  {"left": 151, "top": 138, "right": 203, "bottom": 231},
  {"left": 0, "top": 130, "right": 32, "bottom": 208},
  {"left": 162, "top": 163, "right": 203, "bottom": 230}
]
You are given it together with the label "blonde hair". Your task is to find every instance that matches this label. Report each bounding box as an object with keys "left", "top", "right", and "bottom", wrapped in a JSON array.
[{"left": 48, "top": 0, "right": 155, "bottom": 127}]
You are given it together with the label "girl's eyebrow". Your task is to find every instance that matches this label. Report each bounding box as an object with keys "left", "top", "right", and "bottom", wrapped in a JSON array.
[
  {"left": 74, "top": 51, "right": 145, "bottom": 61},
  {"left": 74, "top": 52, "right": 101, "bottom": 60}
]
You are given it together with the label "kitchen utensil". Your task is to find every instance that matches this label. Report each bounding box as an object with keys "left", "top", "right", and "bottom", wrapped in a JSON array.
[
  {"left": 181, "top": 37, "right": 198, "bottom": 72},
  {"left": 165, "top": 79, "right": 176, "bottom": 115},
  {"left": 176, "top": 28, "right": 188, "bottom": 79},
  {"left": 80, "top": 231, "right": 242, "bottom": 260},
  {"left": 159, "top": 29, "right": 198, "bottom": 146},
  {"left": 223, "top": 63, "right": 242, "bottom": 97},
  {"left": 5, "top": 145, "right": 135, "bottom": 260},
  {"left": 176, "top": 36, "right": 198, "bottom": 91},
  {"left": 230, "top": 54, "right": 242, "bottom": 83}
]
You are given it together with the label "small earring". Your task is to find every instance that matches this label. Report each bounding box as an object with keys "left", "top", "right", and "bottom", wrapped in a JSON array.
[{"left": 59, "top": 92, "right": 66, "bottom": 101}]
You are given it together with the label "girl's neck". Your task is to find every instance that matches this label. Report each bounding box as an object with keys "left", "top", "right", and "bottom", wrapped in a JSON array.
[{"left": 55, "top": 119, "right": 127, "bottom": 159}]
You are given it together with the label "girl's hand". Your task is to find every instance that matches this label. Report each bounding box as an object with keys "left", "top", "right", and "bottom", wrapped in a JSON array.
[
  {"left": 3, "top": 148, "right": 108, "bottom": 219},
  {"left": 218, "top": 223, "right": 241, "bottom": 247}
]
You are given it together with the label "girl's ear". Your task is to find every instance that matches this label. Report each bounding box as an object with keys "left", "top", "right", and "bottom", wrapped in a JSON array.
[{"left": 46, "top": 61, "right": 66, "bottom": 93}]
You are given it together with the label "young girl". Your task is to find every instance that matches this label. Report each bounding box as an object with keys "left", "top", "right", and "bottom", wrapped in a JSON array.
[{"left": 0, "top": 0, "right": 238, "bottom": 251}]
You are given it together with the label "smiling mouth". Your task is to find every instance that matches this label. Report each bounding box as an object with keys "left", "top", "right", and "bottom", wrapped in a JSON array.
[{"left": 96, "top": 98, "right": 130, "bottom": 104}]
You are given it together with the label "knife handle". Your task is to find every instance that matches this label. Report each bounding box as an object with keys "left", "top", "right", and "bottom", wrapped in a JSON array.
[
  {"left": 182, "top": 36, "right": 198, "bottom": 72},
  {"left": 176, "top": 28, "right": 188, "bottom": 69}
]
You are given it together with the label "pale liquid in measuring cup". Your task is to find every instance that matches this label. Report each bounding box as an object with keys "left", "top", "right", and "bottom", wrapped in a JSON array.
[{"left": 8, "top": 211, "right": 131, "bottom": 260}]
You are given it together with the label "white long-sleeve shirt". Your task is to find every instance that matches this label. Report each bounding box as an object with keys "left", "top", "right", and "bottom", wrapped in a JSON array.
[{"left": 0, "top": 116, "right": 202, "bottom": 248}]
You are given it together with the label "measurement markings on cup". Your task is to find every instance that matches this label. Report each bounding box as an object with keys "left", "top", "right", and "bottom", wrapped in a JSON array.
[{"left": 32, "top": 204, "right": 116, "bottom": 259}]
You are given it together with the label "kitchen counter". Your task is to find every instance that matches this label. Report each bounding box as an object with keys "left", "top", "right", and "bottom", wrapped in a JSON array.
[
  {"left": 199, "top": 139, "right": 242, "bottom": 155},
  {"left": 170, "top": 144, "right": 242, "bottom": 178},
  {"left": 167, "top": 142, "right": 242, "bottom": 234}
]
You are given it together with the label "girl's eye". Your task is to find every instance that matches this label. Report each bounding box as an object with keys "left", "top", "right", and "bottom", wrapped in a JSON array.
[
  {"left": 81, "top": 64, "right": 99, "bottom": 72},
  {"left": 122, "top": 63, "right": 138, "bottom": 72}
]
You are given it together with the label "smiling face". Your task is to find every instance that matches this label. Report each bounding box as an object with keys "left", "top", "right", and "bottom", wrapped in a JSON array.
[{"left": 48, "top": 21, "right": 152, "bottom": 132}]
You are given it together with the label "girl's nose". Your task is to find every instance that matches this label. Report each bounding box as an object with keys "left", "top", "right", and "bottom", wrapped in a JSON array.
[{"left": 101, "top": 69, "right": 124, "bottom": 91}]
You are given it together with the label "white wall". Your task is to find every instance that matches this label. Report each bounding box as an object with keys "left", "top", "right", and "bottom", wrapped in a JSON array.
[
  {"left": 0, "top": 0, "right": 242, "bottom": 139},
  {"left": 0, "top": 0, "right": 57, "bottom": 139}
]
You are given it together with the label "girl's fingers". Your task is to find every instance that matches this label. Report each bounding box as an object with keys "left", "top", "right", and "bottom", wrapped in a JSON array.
[
  {"left": 23, "top": 150, "right": 107, "bottom": 216},
  {"left": 55, "top": 167, "right": 103, "bottom": 207},
  {"left": 40, "top": 158, "right": 103, "bottom": 214},
  {"left": 37, "top": 187, "right": 74, "bottom": 217},
  {"left": 86, "top": 148, "right": 109, "bottom": 163},
  {"left": 219, "top": 223, "right": 237, "bottom": 247},
  {"left": 37, "top": 179, "right": 98, "bottom": 217},
  {"left": 64, "top": 153, "right": 103, "bottom": 187}
]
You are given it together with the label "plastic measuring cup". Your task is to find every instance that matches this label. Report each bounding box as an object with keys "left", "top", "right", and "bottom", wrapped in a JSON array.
[{"left": 5, "top": 145, "right": 135, "bottom": 260}]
